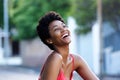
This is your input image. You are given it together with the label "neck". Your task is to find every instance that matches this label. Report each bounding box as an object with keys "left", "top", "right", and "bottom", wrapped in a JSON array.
[{"left": 55, "top": 45, "right": 69, "bottom": 63}]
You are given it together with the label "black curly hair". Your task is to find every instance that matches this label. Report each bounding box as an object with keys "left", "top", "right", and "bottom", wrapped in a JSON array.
[{"left": 36, "top": 11, "right": 65, "bottom": 50}]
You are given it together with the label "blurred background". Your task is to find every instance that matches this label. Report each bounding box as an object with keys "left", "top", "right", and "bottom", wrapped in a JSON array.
[{"left": 0, "top": 0, "right": 120, "bottom": 80}]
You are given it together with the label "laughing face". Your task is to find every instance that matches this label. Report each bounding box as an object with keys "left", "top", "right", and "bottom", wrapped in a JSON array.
[{"left": 47, "top": 20, "right": 71, "bottom": 47}]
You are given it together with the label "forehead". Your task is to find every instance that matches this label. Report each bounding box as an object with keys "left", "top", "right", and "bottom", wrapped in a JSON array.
[{"left": 49, "top": 20, "right": 63, "bottom": 29}]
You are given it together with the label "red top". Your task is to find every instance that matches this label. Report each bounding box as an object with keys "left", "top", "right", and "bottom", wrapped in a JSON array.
[{"left": 38, "top": 54, "right": 74, "bottom": 80}]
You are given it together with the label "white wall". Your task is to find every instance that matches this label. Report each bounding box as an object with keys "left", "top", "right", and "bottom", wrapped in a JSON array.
[
  {"left": 92, "top": 23, "right": 101, "bottom": 75},
  {"left": 67, "top": 17, "right": 78, "bottom": 54},
  {"left": 104, "top": 45, "right": 120, "bottom": 75},
  {"left": 78, "top": 32, "right": 94, "bottom": 71},
  {"left": 67, "top": 17, "right": 95, "bottom": 73}
]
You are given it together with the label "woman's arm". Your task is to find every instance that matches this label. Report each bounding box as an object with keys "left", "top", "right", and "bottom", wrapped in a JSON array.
[
  {"left": 73, "top": 54, "right": 99, "bottom": 80},
  {"left": 40, "top": 53, "right": 62, "bottom": 80}
]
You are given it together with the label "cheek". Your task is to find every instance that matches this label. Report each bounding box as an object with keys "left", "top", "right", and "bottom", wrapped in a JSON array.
[
  {"left": 54, "top": 31, "right": 61, "bottom": 36},
  {"left": 50, "top": 30, "right": 61, "bottom": 38}
]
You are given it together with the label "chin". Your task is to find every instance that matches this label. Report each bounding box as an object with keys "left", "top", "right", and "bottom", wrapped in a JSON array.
[{"left": 67, "top": 40, "right": 71, "bottom": 44}]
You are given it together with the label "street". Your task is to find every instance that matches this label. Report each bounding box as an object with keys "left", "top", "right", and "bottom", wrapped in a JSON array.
[
  {"left": 0, "top": 65, "right": 120, "bottom": 80},
  {"left": 0, "top": 66, "right": 39, "bottom": 80}
]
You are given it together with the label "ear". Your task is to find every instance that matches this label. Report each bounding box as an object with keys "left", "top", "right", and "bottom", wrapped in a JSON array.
[{"left": 46, "top": 39, "right": 53, "bottom": 44}]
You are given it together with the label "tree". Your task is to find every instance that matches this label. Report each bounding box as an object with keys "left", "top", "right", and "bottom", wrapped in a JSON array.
[
  {"left": 73, "top": 0, "right": 120, "bottom": 34},
  {"left": 102, "top": 0, "right": 120, "bottom": 31},
  {"left": 73, "top": 0, "right": 96, "bottom": 34},
  {"left": 9, "top": 0, "right": 75, "bottom": 40}
]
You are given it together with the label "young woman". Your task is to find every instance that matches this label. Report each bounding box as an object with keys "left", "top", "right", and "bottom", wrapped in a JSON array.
[{"left": 36, "top": 11, "right": 99, "bottom": 80}]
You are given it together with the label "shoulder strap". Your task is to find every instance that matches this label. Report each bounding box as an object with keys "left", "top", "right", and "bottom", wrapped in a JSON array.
[
  {"left": 38, "top": 64, "right": 45, "bottom": 80},
  {"left": 70, "top": 54, "right": 74, "bottom": 71},
  {"left": 40, "top": 64, "right": 45, "bottom": 75}
]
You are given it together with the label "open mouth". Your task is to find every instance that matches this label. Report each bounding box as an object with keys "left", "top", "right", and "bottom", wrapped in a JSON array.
[{"left": 62, "top": 33, "right": 69, "bottom": 39}]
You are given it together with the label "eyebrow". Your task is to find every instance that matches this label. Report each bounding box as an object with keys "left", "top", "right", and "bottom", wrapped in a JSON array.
[
  {"left": 49, "top": 25, "right": 58, "bottom": 31},
  {"left": 53, "top": 25, "right": 58, "bottom": 28},
  {"left": 50, "top": 21, "right": 64, "bottom": 30}
]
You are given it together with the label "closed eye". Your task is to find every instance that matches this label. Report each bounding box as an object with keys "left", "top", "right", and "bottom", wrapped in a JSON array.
[{"left": 54, "top": 28, "right": 61, "bottom": 32}]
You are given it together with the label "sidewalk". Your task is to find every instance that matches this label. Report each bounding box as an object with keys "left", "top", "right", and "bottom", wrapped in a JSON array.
[
  {"left": 0, "top": 65, "right": 39, "bottom": 80},
  {"left": 102, "top": 75, "right": 120, "bottom": 80},
  {"left": 0, "top": 65, "right": 120, "bottom": 80}
]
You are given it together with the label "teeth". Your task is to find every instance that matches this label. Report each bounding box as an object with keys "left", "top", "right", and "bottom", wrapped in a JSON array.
[{"left": 62, "top": 33, "right": 68, "bottom": 38}]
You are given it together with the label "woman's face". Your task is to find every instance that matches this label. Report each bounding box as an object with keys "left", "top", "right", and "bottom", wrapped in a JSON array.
[{"left": 48, "top": 20, "right": 71, "bottom": 47}]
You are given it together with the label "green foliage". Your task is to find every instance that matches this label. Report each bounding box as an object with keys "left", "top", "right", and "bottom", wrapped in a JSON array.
[
  {"left": 73, "top": 0, "right": 96, "bottom": 34},
  {"left": 9, "top": 0, "right": 75, "bottom": 40},
  {"left": 73, "top": 0, "right": 120, "bottom": 34},
  {"left": 102, "top": 0, "right": 120, "bottom": 30},
  {"left": 0, "top": 0, "right": 3, "bottom": 28}
]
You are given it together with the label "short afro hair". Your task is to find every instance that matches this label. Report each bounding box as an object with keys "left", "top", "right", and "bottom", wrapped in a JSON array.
[{"left": 36, "top": 11, "right": 65, "bottom": 50}]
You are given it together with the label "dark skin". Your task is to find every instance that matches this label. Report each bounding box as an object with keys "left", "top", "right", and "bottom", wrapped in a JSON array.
[{"left": 40, "top": 20, "right": 99, "bottom": 80}]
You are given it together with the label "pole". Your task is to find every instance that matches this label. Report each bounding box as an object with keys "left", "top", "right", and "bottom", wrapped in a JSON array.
[
  {"left": 97, "top": 0, "right": 103, "bottom": 79},
  {"left": 4, "top": 0, "right": 10, "bottom": 57}
]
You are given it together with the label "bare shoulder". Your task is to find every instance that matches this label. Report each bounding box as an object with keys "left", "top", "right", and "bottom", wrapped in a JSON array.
[
  {"left": 71, "top": 54, "right": 83, "bottom": 60},
  {"left": 71, "top": 54, "right": 100, "bottom": 80},
  {"left": 47, "top": 51, "right": 63, "bottom": 63},
  {"left": 41, "top": 52, "right": 63, "bottom": 79},
  {"left": 71, "top": 54, "right": 84, "bottom": 63},
  {"left": 44, "top": 52, "right": 63, "bottom": 69},
  {"left": 71, "top": 54, "right": 87, "bottom": 69}
]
